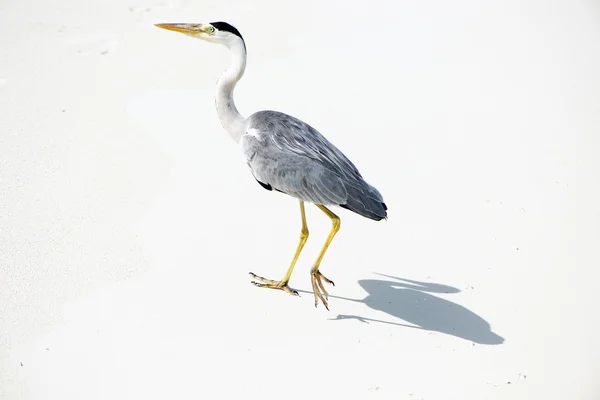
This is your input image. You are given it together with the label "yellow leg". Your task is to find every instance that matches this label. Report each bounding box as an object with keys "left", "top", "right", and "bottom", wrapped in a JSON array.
[
  {"left": 249, "top": 200, "right": 309, "bottom": 296},
  {"left": 310, "top": 204, "right": 340, "bottom": 310}
]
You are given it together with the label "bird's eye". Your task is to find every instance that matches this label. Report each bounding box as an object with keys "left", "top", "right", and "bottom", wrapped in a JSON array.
[{"left": 205, "top": 26, "right": 215, "bottom": 34}]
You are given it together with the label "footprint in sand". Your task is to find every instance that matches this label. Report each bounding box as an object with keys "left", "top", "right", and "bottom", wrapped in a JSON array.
[
  {"left": 129, "top": 2, "right": 174, "bottom": 20},
  {"left": 65, "top": 33, "right": 119, "bottom": 56}
]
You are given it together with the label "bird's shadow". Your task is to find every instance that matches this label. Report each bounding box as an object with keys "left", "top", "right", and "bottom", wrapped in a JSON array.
[{"left": 302, "top": 274, "right": 504, "bottom": 345}]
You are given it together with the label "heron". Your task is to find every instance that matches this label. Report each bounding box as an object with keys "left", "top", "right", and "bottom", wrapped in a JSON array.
[{"left": 155, "top": 21, "right": 387, "bottom": 310}]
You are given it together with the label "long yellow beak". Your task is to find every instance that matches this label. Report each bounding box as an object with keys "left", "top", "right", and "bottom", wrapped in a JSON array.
[{"left": 154, "top": 23, "right": 199, "bottom": 34}]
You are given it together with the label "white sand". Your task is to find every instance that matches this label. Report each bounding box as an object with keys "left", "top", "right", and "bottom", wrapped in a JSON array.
[{"left": 1, "top": 0, "right": 599, "bottom": 398}]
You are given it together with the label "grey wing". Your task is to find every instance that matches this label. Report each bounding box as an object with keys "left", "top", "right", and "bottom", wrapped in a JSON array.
[
  {"left": 241, "top": 110, "right": 387, "bottom": 220},
  {"left": 241, "top": 132, "right": 348, "bottom": 205}
]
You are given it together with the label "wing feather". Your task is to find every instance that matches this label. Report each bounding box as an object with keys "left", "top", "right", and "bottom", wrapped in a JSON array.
[{"left": 240, "top": 110, "right": 386, "bottom": 219}]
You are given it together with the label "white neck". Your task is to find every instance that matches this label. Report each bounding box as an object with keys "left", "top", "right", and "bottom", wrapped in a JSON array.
[{"left": 215, "top": 39, "right": 247, "bottom": 143}]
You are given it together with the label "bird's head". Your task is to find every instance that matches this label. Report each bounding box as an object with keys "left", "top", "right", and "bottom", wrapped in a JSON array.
[{"left": 154, "top": 21, "right": 245, "bottom": 50}]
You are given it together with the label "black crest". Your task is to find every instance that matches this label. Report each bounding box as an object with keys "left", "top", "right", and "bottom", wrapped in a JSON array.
[{"left": 210, "top": 21, "right": 244, "bottom": 41}]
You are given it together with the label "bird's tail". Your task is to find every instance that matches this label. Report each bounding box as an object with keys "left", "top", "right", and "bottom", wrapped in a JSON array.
[{"left": 340, "top": 181, "right": 387, "bottom": 221}]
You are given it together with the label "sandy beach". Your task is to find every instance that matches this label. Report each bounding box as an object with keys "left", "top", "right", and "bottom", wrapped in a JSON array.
[{"left": 1, "top": 0, "right": 599, "bottom": 398}]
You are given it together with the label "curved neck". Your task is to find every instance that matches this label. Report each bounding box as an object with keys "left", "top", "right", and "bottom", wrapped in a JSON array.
[{"left": 216, "top": 40, "right": 247, "bottom": 143}]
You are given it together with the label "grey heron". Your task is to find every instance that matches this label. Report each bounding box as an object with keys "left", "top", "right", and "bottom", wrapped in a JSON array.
[{"left": 155, "top": 21, "right": 387, "bottom": 310}]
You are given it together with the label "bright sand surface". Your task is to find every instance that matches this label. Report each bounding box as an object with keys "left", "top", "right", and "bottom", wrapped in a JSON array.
[{"left": 1, "top": 0, "right": 599, "bottom": 399}]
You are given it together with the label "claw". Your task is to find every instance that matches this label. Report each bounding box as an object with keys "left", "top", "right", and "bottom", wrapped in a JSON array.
[
  {"left": 311, "top": 270, "right": 334, "bottom": 310},
  {"left": 249, "top": 272, "right": 299, "bottom": 297}
]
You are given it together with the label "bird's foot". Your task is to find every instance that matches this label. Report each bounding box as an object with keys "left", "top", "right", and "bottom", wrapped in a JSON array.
[
  {"left": 249, "top": 272, "right": 299, "bottom": 296},
  {"left": 311, "top": 270, "right": 335, "bottom": 310}
]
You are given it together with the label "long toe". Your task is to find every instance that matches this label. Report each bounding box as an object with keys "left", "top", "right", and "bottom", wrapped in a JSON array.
[
  {"left": 249, "top": 272, "right": 279, "bottom": 286},
  {"left": 249, "top": 272, "right": 299, "bottom": 296},
  {"left": 311, "top": 271, "right": 334, "bottom": 310}
]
